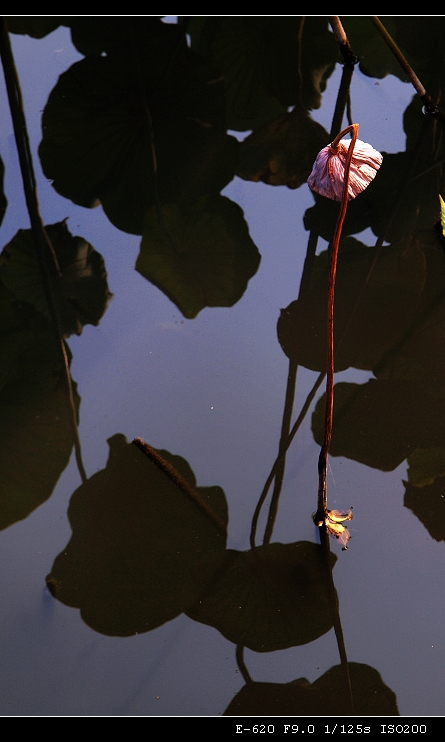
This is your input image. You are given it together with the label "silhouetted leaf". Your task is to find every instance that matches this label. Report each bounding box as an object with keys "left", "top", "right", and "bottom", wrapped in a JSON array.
[
  {"left": 187, "top": 17, "right": 338, "bottom": 130},
  {"left": 47, "top": 435, "right": 228, "bottom": 636},
  {"left": 303, "top": 190, "right": 374, "bottom": 241},
  {"left": 39, "top": 27, "right": 236, "bottom": 235},
  {"left": 277, "top": 238, "right": 425, "bottom": 373},
  {"left": 404, "top": 475, "right": 445, "bottom": 542},
  {"left": 238, "top": 108, "right": 329, "bottom": 189},
  {"left": 312, "top": 380, "right": 445, "bottom": 472},
  {"left": 224, "top": 663, "right": 399, "bottom": 716},
  {"left": 392, "top": 16, "right": 445, "bottom": 103},
  {"left": 137, "top": 195, "right": 260, "bottom": 318},
  {"left": 0, "top": 285, "right": 79, "bottom": 530},
  {"left": 407, "top": 447, "right": 445, "bottom": 487},
  {"left": 6, "top": 17, "right": 63, "bottom": 38},
  {"left": 186, "top": 541, "right": 336, "bottom": 652},
  {"left": 268, "top": 16, "right": 338, "bottom": 111},
  {"left": 66, "top": 16, "right": 136, "bottom": 56},
  {"left": 0, "top": 221, "right": 112, "bottom": 336},
  {"left": 341, "top": 17, "right": 408, "bottom": 80},
  {"left": 368, "top": 120, "right": 445, "bottom": 243}
]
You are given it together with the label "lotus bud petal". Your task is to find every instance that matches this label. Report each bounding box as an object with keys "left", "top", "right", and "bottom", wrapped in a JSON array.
[{"left": 307, "top": 138, "right": 383, "bottom": 201}]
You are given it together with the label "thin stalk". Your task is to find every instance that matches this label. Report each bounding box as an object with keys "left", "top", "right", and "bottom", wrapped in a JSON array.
[
  {"left": 250, "top": 370, "right": 324, "bottom": 549},
  {"left": 370, "top": 16, "right": 441, "bottom": 118},
  {"left": 316, "top": 123, "right": 358, "bottom": 524},
  {"left": 319, "top": 524, "right": 355, "bottom": 714},
  {"left": 328, "top": 16, "right": 358, "bottom": 69},
  {"left": 346, "top": 94, "right": 354, "bottom": 129},
  {"left": 260, "top": 161, "right": 319, "bottom": 548},
  {"left": 258, "top": 8, "right": 318, "bottom": 544},
  {"left": 311, "top": 118, "right": 357, "bottom": 716},
  {"left": 329, "top": 17, "right": 358, "bottom": 142},
  {"left": 330, "top": 63, "right": 355, "bottom": 140},
  {"left": 132, "top": 438, "right": 226, "bottom": 534},
  {"left": 235, "top": 644, "right": 253, "bottom": 684},
  {"left": 0, "top": 17, "right": 87, "bottom": 484},
  {"left": 258, "top": 26, "right": 357, "bottom": 546},
  {"left": 272, "top": 104, "right": 436, "bottom": 715},
  {"left": 295, "top": 16, "right": 305, "bottom": 108},
  {"left": 298, "top": 229, "right": 319, "bottom": 298},
  {"left": 262, "top": 358, "right": 298, "bottom": 545}
]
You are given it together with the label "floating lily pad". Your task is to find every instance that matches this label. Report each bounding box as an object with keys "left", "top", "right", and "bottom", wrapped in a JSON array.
[
  {"left": 47, "top": 435, "right": 228, "bottom": 636},
  {"left": 224, "top": 662, "right": 399, "bottom": 716},
  {"left": 137, "top": 194, "right": 261, "bottom": 318},
  {"left": 186, "top": 541, "right": 336, "bottom": 652},
  {"left": 0, "top": 221, "right": 111, "bottom": 336}
]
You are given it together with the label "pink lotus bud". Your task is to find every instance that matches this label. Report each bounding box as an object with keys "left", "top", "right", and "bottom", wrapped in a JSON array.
[{"left": 307, "top": 137, "right": 383, "bottom": 201}]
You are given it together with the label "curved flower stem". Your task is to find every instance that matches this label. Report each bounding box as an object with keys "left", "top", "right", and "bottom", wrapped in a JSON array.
[
  {"left": 314, "top": 119, "right": 358, "bottom": 716},
  {"left": 256, "top": 73, "right": 358, "bottom": 546},
  {"left": 316, "top": 123, "right": 358, "bottom": 525}
]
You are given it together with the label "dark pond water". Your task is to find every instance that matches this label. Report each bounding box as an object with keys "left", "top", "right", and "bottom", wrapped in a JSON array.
[{"left": 1, "top": 17, "right": 444, "bottom": 717}]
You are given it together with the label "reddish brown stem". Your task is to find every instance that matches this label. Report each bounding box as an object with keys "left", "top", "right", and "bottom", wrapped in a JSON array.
[{"left": 316, "top": 123, "right": 358, "bottom": 521}]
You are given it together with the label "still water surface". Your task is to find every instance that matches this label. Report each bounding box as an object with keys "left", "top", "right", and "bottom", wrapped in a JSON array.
[{"left": 0, "top": 19, "right": 444, "bottom": 716}]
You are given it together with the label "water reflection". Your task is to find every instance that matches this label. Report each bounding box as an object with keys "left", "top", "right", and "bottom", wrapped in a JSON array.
[{"left": 0, "top": 16, "right": 444, "bottom": 716}]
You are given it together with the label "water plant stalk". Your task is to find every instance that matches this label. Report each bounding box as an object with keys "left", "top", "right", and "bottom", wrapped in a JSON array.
[
  {"left": 0, "top": 17, "right": 87, "bottom": 485},
  {"left": 316, "top": 123, "right": 358, "bottom": 524}
]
